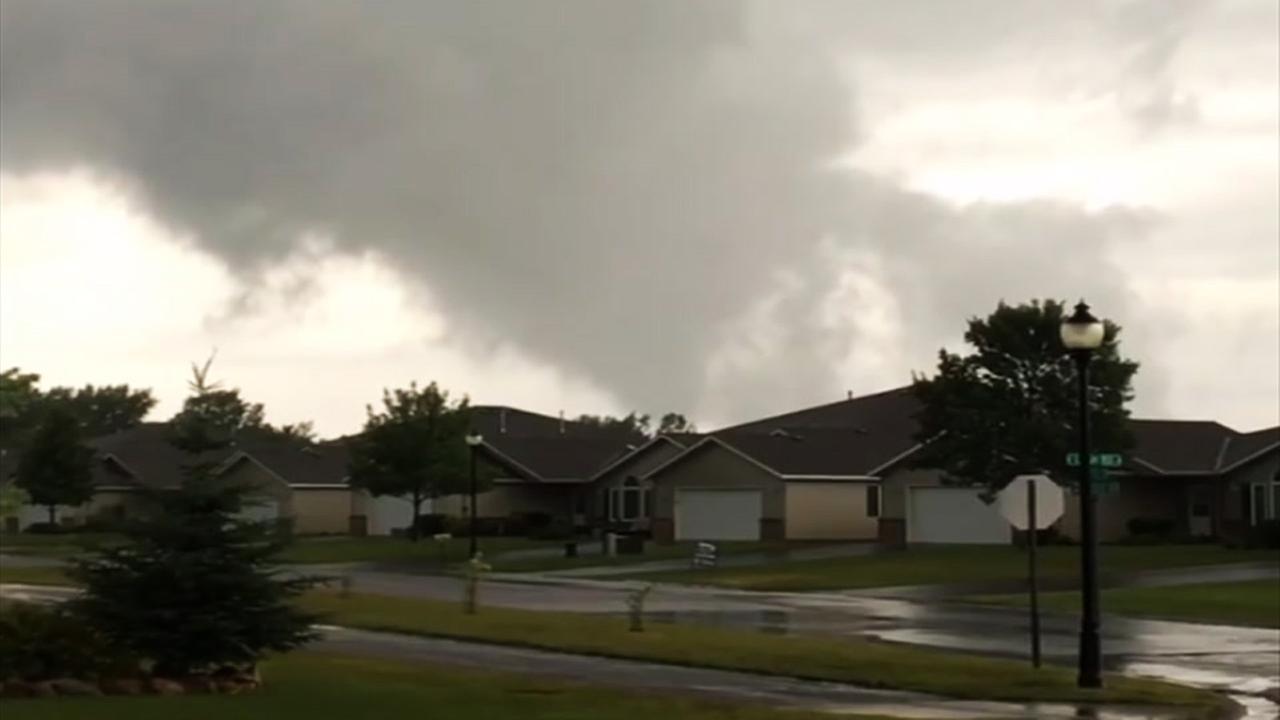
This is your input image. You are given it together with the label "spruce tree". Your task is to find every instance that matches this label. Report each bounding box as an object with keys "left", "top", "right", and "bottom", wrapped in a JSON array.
[{"left": 70, "top": 361, "right": 323, "bottom": 678}]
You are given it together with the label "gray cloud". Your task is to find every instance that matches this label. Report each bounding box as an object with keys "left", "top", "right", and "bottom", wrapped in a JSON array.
[{"left": 1, "top": 1, "right": 1179, "bottom": 419}]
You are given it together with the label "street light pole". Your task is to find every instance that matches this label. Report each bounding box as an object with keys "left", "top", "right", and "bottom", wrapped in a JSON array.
[
  {"left": 1061, "top": 300, "right": 1106, "bottom": 689},
  {"left": 465, "top": 433, "right": 483, "bottom": 560},
  {"left": 1073, "top": 349, "right": 1102, "bottom": 688}
]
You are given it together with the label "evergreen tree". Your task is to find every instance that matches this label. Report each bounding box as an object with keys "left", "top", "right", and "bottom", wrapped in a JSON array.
[{"left": 70, "top": 362, "right": 322, "bottom": 678}]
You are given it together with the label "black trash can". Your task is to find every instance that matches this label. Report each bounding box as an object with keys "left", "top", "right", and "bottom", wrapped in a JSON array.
[{"left": 564, "top": 541, "right": 579, "bottom": 558}]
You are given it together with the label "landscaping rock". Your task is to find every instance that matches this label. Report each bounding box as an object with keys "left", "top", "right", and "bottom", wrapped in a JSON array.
[
  {"left": 30, "top": 681, "right": 58, "bottom": 698},
  {"left": 149, "top": 678, "right": 185, "bottom": 696},
  {"left": 1261, "top": 687, "right": 1280, "bottom": 704},
  {"left": 99, "top": 677, "right": 145, "bottom": 696},
  {"left": 50, "top": 678, "right": 103, "bottom": 696},
  {"left": 181, "top": 676, "right": 215, "bottom": 694},
  {"left": 1, "top": 680, "right": 37, "bottom": 698}
]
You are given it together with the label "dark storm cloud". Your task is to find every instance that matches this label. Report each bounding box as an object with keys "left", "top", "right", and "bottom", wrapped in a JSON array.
[{"left": 0, "top": 1, "right": 1155, "bottom": 418}]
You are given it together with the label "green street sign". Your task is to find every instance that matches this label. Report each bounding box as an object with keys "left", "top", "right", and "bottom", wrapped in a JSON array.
[{"left": 1066, "top": 452, "right": 1123, "bottom": 468}]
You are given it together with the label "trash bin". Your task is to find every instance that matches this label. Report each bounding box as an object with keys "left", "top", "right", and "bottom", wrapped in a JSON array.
[{"left": 564, "top": 541, "right": 578, "bottom": 558}]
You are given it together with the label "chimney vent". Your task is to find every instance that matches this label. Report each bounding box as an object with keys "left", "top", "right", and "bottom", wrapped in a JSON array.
[
  {"left": 847, "top": 389, "right": 853, "bottom": 400},
  {"left": 559, "top": 410, "right": 566, "bottom": 434},
  {"left": 499, "top": 408, "right": 507, "bottom": 434}
]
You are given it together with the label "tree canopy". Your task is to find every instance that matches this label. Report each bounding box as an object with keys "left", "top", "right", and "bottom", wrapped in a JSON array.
[
  {"left": 912, "top": 299, "right": 1138, "bottom": 490},
  {"left": 347, "top": 382, "right": 475, "bottom": 539},
  {"left": 0, "top": 367, "right": 155, "bottom": 452},
  {"left": 169, "top": 356, "right": 314, "bottom": 451},
  {"left": 15, "top": 407, "right": 95, "bottom": 524}
]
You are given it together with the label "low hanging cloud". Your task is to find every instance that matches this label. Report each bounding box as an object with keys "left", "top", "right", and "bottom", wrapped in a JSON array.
[{"left": 0, "top": 1, "right": 1214, "bottom": 420}]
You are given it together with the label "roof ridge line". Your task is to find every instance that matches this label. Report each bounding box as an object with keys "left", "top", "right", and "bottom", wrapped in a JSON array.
[{"left": 1213, "top": 436, "right": 1232, "bottom": 471}]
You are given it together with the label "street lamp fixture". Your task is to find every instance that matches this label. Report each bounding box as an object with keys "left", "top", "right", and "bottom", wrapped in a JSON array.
[
  {"left": 465, "top": 433, "right": 483, "bottom": 559},
  {"left": 1060, "top": 300, "right": 1105, "bottom": 689}
]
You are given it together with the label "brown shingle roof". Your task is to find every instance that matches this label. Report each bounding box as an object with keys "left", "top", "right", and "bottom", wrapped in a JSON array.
[
  {"left": 1126, "top": 419, "right": 1236, "bottom": 474},
  {"left": 710, "top": 387, "right": 922, "bottom": 476},
  {"left": 90, "top": 423, "right": 348, "bottom": 488},
  {"left": 482, "top": 434, "right": 633, "bottom": 481},
  {"left": 1221, "top": 426, "right": 1280, "bottom": 469}
]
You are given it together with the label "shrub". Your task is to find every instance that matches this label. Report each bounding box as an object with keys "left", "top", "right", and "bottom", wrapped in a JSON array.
[
  {"left": 1245, "top": 519, "right": 1280, "bottom": 549},
  {"left": 528, "top": 518, "right": 575, "bottom": 540},
  {"left": 412, "top": 513, "right": 449, "bottom": 536},
  {"left": 0, "top": 603, "right": 136, "bottom": 681},
  {"left": 22, "top": 521, "right": 66, "bottom": 535},
  {"left": 523, "top": 512, "right": 553, "bottom": 531},
  {"left": 1126, "top": 516, "right": 1176, "bottom": 538}
]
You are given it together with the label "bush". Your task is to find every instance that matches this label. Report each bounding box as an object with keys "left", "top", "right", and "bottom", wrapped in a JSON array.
[
  {"left": 0, "top": 603, "right": 136, "bottom": 681},
  {"left": 412, "top": 513, "right": 449, "bottom": 536},
  {"left": 528, "top": 518, "right": 575, "bottom": 540},
  {"left": 523, "top": 512, "right": 553, "bottom": 531},
  {"left": 1245, "top": 519, "right": 1280, "bottom": 549},
  {"left": 22, "top": 521, "right": 65, "bottom": 535},
  {"left": 1127, "top": 516, "right": 1176, "bottom": 538}
]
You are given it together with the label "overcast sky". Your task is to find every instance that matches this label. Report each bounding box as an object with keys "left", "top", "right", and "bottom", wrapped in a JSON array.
[{"left": 1, "top": 0, "right": 1276, "bottom": 437}]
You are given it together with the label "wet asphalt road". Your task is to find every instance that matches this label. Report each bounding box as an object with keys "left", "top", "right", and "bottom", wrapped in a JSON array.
[
  {"left": 3, "top": 557, "right": 1277, "bottom": 717},
  {"left": 300, "top": 565, "right": 1280, "bottom": 704}
]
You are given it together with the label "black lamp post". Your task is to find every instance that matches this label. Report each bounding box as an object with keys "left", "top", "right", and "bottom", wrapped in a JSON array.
[
  {"left": 465, "top": 433, "right": 483, "bottom": 560},
  {"left": 1060, "top": 300, "right": 1106, "bottom": 689}
]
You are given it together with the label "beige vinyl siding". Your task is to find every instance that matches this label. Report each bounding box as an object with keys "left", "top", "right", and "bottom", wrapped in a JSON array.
[{"left": 785, "top": 481, "right": 879, "bottom": 540}]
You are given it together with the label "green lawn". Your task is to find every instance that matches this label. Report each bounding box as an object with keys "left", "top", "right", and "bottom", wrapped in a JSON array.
[
  {"left": 0, "top": 566, "right": 71, "bottom": 586},
  {"left": 301, "top": 591, "right": 1223, "bottom": 713},
  {"left": 638, "top": 544, "right": 1280, "bottom": 592},
  {"left": 0, "top": 533, "right": 123, "bottom": 558},
  {"left": 972, "top": 579, "right": 1280, "bottom": 628},
  {"left": 0, "top": 652, "right": 861, "bottom": 720},
  {"left": 489, "top": 540, "right": 812, "bottom": 573},
  {"left": 277, "top": 535, "right": 564, "bottom": 566}
]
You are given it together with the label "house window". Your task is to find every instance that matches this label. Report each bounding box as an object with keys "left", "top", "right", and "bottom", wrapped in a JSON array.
[
  {"left": 1247, "top": 479, "right": 1280, "bottom": 526},
  {"left": 866, "top": 485, "right": 880, "bottom": 518},
  {"left": 620, "top": 478, "right": 643, "bottom": 521}
]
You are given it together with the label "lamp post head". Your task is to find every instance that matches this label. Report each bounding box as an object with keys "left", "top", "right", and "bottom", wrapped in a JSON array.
[
  {"left": 1060, "top": 300, "right": 1105, "bottom": 352},
  {"left": 465, "top": 433, "right": 483, "bottom": 447}
]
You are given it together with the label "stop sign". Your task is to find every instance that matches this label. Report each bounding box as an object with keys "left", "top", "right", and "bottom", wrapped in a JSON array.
[{"left": 997, "top": 474, "right": 1065, "bottom": 531}]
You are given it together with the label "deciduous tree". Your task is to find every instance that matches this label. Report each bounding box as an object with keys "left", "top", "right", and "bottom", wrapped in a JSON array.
[
  {"left": 912, "top": 299, "right": 1138, "bottom": 490},
  {"left": 348, "top": 382, "right": 474, "bottom": 540}
]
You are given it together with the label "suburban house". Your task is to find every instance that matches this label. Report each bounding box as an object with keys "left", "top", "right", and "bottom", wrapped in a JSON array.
[
  {"left": 3, "top": 423, "right": 369, "bottom": 535},
  {"left": 430, "top": 406, "right": 649, "bottom": 529},
  {"left": 5, "top": 394, "right": 1273, "bottom": 545},
  {"left": 631, "top": 387, "right": 1279, "bottom": 545},
  {"left": 639, "top": 389, "right": 918, "bottom": 542},
  {"left": 1055, "top": 420, "right": 1280, "bottom": 544}
]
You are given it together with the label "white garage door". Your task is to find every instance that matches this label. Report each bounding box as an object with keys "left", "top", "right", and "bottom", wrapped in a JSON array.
[
  {"left": 237, "top": 497, "right": 280, "bottom": 524},
  {"left": 368, "top": 494, "right": 418, "bottom": 536},
  {"left": 675, "top": 489, "right": 762, "bottom": 541},
  {"left": 908, "top": 487, "right": 1010, "bottom": 544}
]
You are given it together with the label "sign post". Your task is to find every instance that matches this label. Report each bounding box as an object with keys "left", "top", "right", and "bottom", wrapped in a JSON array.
[
  {"left": 997, "top": 474, "right": 1065, "bottom": 669},
  {"left": 1027, "top": 480, "right": 1041, "bottom": 668}
]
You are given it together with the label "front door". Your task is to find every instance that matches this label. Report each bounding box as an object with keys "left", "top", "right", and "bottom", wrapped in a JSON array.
[{"left": 1187, "top": 485, "right": 1213, "bottom": 537}]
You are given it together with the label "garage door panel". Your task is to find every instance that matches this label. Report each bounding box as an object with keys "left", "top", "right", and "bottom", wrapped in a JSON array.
[
  {"left": 676, "top": 489, "right": 761, "bottom": 541},
  {"left": 908, "top": 487, "right": 1010, "bottom": 544}
]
